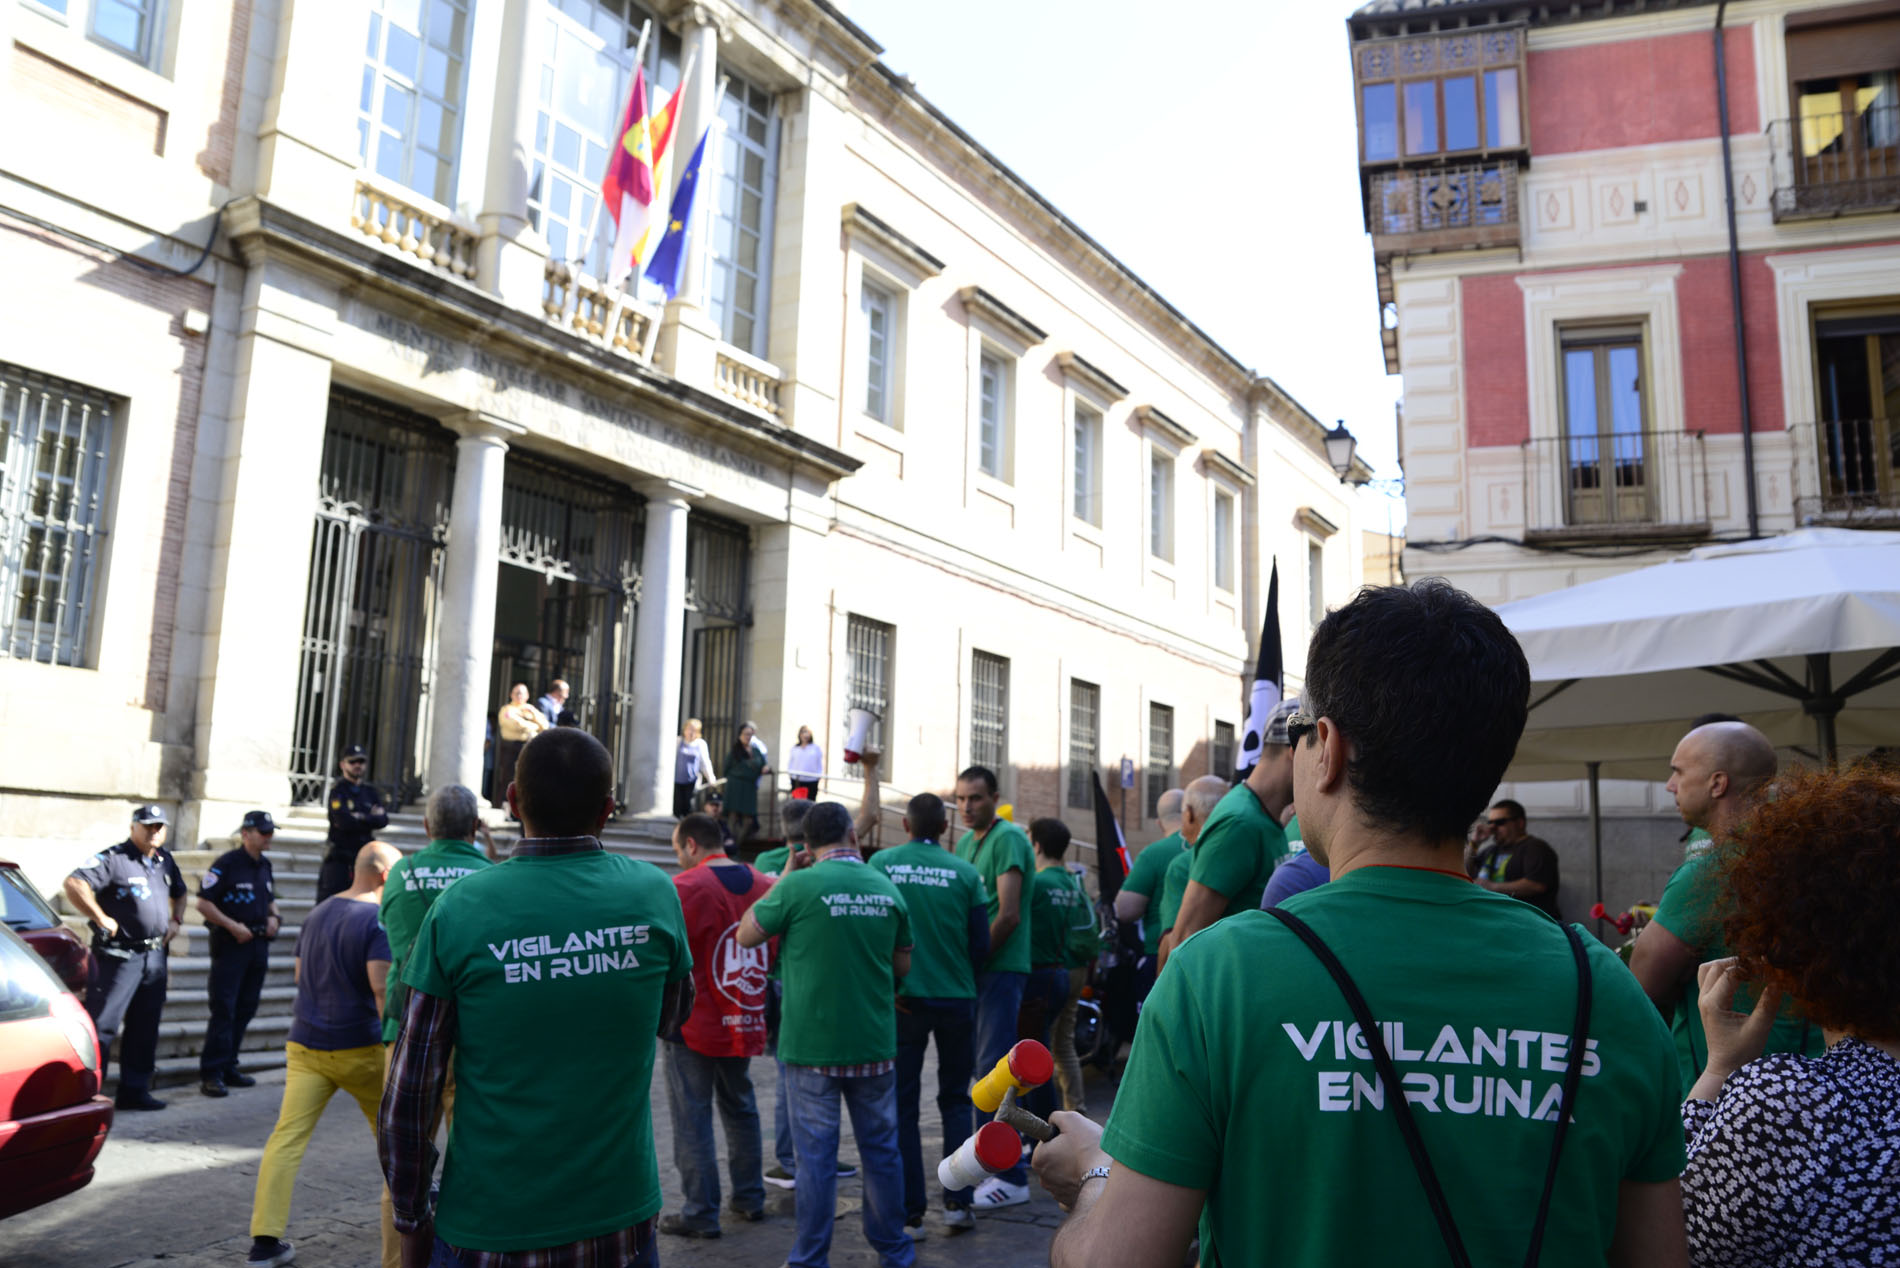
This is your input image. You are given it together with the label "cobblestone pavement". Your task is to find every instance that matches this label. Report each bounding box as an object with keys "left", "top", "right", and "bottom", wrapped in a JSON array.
[{"left": 7, "top": 1052, "right": 1115, "bottom": 1268}]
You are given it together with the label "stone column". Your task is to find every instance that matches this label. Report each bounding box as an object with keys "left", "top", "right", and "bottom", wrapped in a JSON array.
[
  {"left": 427, "top": 415, "right": 521, "bottom": 799},
  {"left": 475, "top": 0, "right": 549, "bottom": 310},
  {"left": 626, "top": 480, "right": 699, "bottom": 815}
]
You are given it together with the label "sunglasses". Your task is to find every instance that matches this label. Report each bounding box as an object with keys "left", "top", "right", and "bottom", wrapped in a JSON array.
[{"left": 1284, "top": 711, "right": 1315, "bottom": 748}]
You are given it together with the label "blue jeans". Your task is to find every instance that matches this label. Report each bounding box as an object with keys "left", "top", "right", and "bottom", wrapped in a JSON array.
[
  {"left": 783, "top": 1064, "right": 914, "bottom": 1268},
  {"left": 662, "top": 1040, "right": 764, "bottom": 1230},
  {"left": 972, "top": 970, "right": 1027, "bottom": 1186},
  {"left": 430, "top": 1223, "right": 656, "bottom": 1266},
  {"left": 1022, "top": 968, "right": 1070, "bottom": 1123},
  {"left": 769, "top": 983, "right": 795, "bottom": 1172},
  {"left": 894, "top": 998, "right": 976, "bottom": 1218}
]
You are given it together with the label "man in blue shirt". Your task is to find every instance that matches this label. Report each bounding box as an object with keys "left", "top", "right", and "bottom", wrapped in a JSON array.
[
  {"left": 63, "top": 803, "right": 186, "bottom": 1111},
  {"left": 196, "top": 810, "right": 283, "bottom": 1098},
  {"left": 246, "top": 841, "right": 399, "bottom": 1268}
]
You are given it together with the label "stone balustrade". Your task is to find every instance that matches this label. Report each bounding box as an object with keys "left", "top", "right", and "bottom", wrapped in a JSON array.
[
  {"left": 349, "top": 179, "right": 478, "bottom": 279},
  {"left": 714, "top": 347, "right": 784, "bottom": 419},
  {"left": 542, "top": 261, "right": 657, "bottom": 362}
]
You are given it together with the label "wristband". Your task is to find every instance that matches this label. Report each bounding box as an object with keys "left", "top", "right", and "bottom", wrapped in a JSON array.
[{"left": 1081, "top": 1165, "right": 1111, "bottom": 1185}]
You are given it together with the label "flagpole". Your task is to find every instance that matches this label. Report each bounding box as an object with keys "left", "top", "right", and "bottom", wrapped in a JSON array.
[
  {"left": 680, "top": 75, "right": 729, "bottom": 312},
  {"left": 600, "top": 41, "right": 701, "bottom": 346},
  {"left": 566, "top": 17, "right": 655, "bottom": 340}
]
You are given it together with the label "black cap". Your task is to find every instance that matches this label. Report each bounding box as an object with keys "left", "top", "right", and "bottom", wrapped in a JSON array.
[
  {"left": 341, "top": 744, "right": 369, "bottom": 760},
  {"left": 131, "top": 803, "right": 168, "bottom": 826},
  {"left": 241, "top": 810, "right": 276, "bottom": 835}
]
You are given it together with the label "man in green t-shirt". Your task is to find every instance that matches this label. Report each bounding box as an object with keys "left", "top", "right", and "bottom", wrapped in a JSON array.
[
  {"left": 1030, "top": 581, "right": 1688, "bottom": 1267},
  {"left": 1631, "top": 720, "right": 1822, "bottom": 1092},
  {"left": 739, "top": 801, "right": 915, "bottom": 1268},
  {"left": 1113, "top": 787, "right": 1182, "bottom": 995},
  {"left": 1155, "top": 775, "right": 1238, "bottom": 973},
  {"left": 380, "top": 729, "right": 693, "bottom": 1266},
  {"left": 375, "top": 783, "right": 492, "bottom": 1268},
  {"left": 1171, "top": 699, "right": 1296, "bottom": 947},
  {"left": 1025, "top": 818, "right": 1090, "bottom": 1123},
  {"left": 871, "top": 792, "right": 989, "bottom": 1234},
  {"left": 952, "top": 763, "right": 1036, "bottom": 1208}
]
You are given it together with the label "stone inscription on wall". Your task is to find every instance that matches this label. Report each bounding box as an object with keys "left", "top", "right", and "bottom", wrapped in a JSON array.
[{"left": 355, "top": 306, "right": 772, "bottom": 486}]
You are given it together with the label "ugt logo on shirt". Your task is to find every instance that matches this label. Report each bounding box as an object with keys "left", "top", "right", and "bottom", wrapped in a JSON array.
[{"left": 713, "top": 921, "right": 770, "bottom": 1008}]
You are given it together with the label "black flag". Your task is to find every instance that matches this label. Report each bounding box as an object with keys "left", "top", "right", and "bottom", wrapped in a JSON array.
[
  {"left": 1091, "top": 770, "right": 1130, "bottom": 902},
  {"left": 1237, "top": 560, "right": 1285, "bottom": 778}
]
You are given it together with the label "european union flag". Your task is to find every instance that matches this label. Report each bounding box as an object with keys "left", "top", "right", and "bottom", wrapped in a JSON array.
[{"left": 643, "top": 126, "right": 709, "bottom": 300}]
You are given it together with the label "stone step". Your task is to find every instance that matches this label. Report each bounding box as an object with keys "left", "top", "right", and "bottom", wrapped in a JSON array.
[
  {"left": 107, "top": 1050, "right": 290, "bottom": 1093},
  {"left": 163, "top": 985, "right": 300, "bottom": 1025},
  {"left": 153, "top": 1010, "right": 292, "bottom": 1062},
  {"left": 168, "top": 953, "right": 297, "bottom": 988}
]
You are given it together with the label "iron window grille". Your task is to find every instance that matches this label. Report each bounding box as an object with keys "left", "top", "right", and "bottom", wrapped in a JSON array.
[
  {"left": 1068, "top": 679, "right": 1099, "bottom": 809},
  {"left": 1212, "top": 720, "right": 1236, "bottom": 782},
  {"left": 0, "top": 365, "right": 114, "bottom": 668},
  {"left": 1146, "top": 703, "right": 1174, "bottom": 820},
  {"left": 971, "top": 651, "right": 1009, "bottom": 773},
  {"left": 847, "top": 615, "right": 893, "bottom": 775}
]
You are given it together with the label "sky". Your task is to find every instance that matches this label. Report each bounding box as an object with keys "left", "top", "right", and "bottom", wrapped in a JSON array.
[{"left": 843, "top": 0, "right": 1406, "bottom": 522}]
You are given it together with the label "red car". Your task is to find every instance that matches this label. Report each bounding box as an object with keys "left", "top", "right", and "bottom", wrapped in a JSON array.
[
  {"left": 0, "top": 921, "right": 113, "bottom": 1217},
  {"left": 1, "top": 860, "right": 90, "bottom": 995}
]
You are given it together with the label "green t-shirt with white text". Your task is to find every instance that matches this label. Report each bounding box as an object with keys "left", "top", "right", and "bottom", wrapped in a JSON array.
[
  {"left": 1028, "top": 865, "right": 1090, "bottom": 968},
  {"left": 1157, "top": 845, "right": 1194, "bottom": 938},
  {"left": 753, "top": 845, "right": 791, "bottom": 877},
  {"left": 955, "top": 819, "right": 1034, "bottom": 974},
  {"left": 1187, "top": 783, "right": 1289, "bottom": 919},
  {"left": 1104, "top": 867, "right": 1684, "bottom": 1266},
  {"left": 749, "top": 856, "right": 911, "bottom": 1066},
  {"left": 1650, "top": 847, "right": 1822, "bottom": 1093},
  {"left": 379, "top": 838, "right": 491, "bottom": 1043},
  {"left": 1123, "top": 832, "right": 1184, "bottom": 956},
  {"left": 402, "top": 849, "right": 691, "bottom": 1251},
  {"left": 871, "top": 840, "right": 986, "bottom": 1001}
]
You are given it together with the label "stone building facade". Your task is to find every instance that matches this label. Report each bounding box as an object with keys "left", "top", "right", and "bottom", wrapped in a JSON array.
[{"left": 0, "top": 0, "right": 1367, "bottom": 888}]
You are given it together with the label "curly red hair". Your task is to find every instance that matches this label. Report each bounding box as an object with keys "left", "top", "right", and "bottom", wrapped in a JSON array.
[{"left": 1721, "top": 766, "right": 1900, "bottom": 1041}]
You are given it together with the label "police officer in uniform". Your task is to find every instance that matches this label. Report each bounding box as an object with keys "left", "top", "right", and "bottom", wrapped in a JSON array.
[
  {"left": 320, "top": 744, "right": 387, "bottom": 903},
  {"left": 63, "top": 803, "right": 187, "bottom": 1111},
  {"left": 196, "top": 810, "right": 282, "bottom": 1098}
]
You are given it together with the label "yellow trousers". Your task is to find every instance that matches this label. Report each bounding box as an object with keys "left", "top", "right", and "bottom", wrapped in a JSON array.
[
  {"left": 251, "top": 1041, "right": 384, "bottom": 1238},
  {"left": 380, "top": 1047, "right": 456, "bottom": 1268}
]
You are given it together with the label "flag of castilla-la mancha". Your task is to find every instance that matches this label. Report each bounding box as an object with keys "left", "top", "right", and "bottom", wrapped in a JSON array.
[{"left": 600, "top": 66, "right": 684, "bottom": 289}]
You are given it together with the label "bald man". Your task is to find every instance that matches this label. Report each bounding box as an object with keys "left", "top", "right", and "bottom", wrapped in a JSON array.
[
  {"left": 247, "top": 841, "right": 400, "bottom": 1268},
  {"left": 1116, "top": 787, "right": 1184, "bottom": 996},
  {"left": 1629, "top": 722, "right": 1822, "bottom": 1095},
  {"left": 1155, "top": 776, "right": 1231, "bottom": 973}
]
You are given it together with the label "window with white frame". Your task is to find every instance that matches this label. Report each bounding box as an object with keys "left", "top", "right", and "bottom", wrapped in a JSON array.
[
  {"left": 862, "top": 280, "right": 896, "bottom": 425},
  {"left": 30, "top": 0, "right": 167, "bottom": 69},
  {"left": 846, "top": 614, "right": 892, "bottom": 775},
  {"left": 1213, "top": 490, "right": 1235, "bottom": 592},
  {"left": 1212, "top": 720, "right": 1236, "bottom": 780},
  {"left": 1068, "top": 679, "right": 1099, "bottom": 809},
  {"left": 978, "top": 351, "right": 1011, "bottom": 479},
  {"left": 0, "top": 365, "right": 114, "bottom": 667},
  {"left": 1149, "top": 451, "right": 1174, "bottom": 561},
  {"left": 1073, "top": 403, "right": 1102, "bottom": 526},
  {"left": 706, "top": 74, "right": 778, "bottom": 357},
  {"left": 971, "top": 650, "right": 1009, "bottom": 773},
  {"left": 358, "top": 0, "right": 474, "bottom": 206},
  {"left": 1308, "top": 538, "right": 1325, "bottom": 629},
  {"left": 1146, "top": 702, "right": 1174, "bottom": 819},
  {"left": 527, "top": 0, "right": 681, "bottom": 279}
]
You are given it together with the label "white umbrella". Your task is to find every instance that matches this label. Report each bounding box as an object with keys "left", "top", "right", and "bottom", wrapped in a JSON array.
[{"left": 1491, "top": 528, "right": 1900, "bottom": 919}]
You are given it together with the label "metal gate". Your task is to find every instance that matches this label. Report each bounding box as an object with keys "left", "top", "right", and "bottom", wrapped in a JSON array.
[
  {"left": 492, "top": 451, "right": 643, "bottom": 800},
  {"left": 683, "top": 513, "right": 751, "bottom": 763},
  {"left": 289, "top": 393, "right": 454, "bottom": 806}
]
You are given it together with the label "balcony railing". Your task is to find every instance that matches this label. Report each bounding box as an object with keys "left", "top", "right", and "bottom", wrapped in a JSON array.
[
  {"left": 1796, "top": 419, "right": 1900, "bottom": 524},
  {"left": 350, "top": 177, "right": 478, "bottom": 279},
  {"left": 1367, "top": 162, "right": 1519, "bottom": 254},
  {"left": 1521, "top": 430, "right": 1709, "bottom": 539},
  {"left": 541, "top": 261, "right": 658, "bottom": 362},
  {"left": 1768, "top": 107, "right": 1900, "bottom": 221},
  {"left": 714, "top": 345, "right": 784, "bottom": 419}
]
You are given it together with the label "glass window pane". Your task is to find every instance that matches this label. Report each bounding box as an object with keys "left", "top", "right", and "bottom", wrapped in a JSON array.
[
  {"left": 1607, "top": 345, "right": 1643, "bottom": 437},
  {"left": 1404, "top": 81, "right": 1438, "bottom": 155},
  {"left": 382, "top": 84, "right": 414, "bottom": 132},
  {"left": 362, "top": 66, "right": 377, "bottom": 113},
  {"left": 376, "top": 131, "right": 407, "bottom": 181},
  {"left": 1363, "top": 83, "right": 1398, "bottom": 161},
  {"left": 1485, "top": 70, "right": 1521, "bottom": 148},
  {"left": 386, "top": 25, "right": 423, "bottom": 82},
  {"left": 1443, "top": 76, "right": 1479, "bottom": 151},
  {"left": 979, "top": 355, "right": 1002, "bottom": 476},
  {"left": 368, "top": 12, "right": 383, "bottom": 57},
  {"left": 423, "top": 46, "right": 451, "bottom": 96},
  {"left": 387, "top": 0, "right": 424, "bottom": 31},
  {"left": 553, "top": 121, "right": 582, "bottom": 172},
  {"left": 90, "top": 0, "right": 147, "bottom": 59},
  {"left": 1563, "top": 346, "right": 1600, "bottom": 470}
]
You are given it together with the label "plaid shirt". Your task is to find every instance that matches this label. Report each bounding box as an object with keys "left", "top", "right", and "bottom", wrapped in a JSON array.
[{"left": 378, "top": 835, "right": 679, "bottom": 1267}]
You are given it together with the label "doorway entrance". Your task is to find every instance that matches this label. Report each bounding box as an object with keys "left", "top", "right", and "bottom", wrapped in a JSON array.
[
  {"left": 681, "top": 512, "right": 752, "bottom": 766},
  {"left": 1815, "top": 308, "right": 1900, "bottom": 512}
]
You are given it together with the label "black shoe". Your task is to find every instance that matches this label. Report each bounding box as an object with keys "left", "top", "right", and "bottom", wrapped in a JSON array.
[
  {"left": 836, "top": 1162, "right": 858, "bottom": 1179},
  {"left": 247, "top": 1236, "right": 295, "bottom": 1266},
  {"left": 114, "top": 1089, "right": 167, "bottom": 1111},
  {"left": 657, "top": 1213, "right": 720, "bottom": 1239},
  {"left": 224, "top": 1070, "right": 257, "bottom": 1089},
  {"left": 726, "top": 1202, "right": 764, "bottom": 1222},
  {"left": 200, "top": 1078, "right": 229, "bottom": 1098}
]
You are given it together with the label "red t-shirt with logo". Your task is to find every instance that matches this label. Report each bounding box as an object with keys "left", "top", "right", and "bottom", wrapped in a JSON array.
[{"left": 675, "top": 858, "right": 775, "bottom": 1057}]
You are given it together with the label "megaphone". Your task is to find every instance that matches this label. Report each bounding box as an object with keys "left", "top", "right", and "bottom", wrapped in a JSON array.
[{"left": 843, "top": 707, "right": 878, "bottom": 764}]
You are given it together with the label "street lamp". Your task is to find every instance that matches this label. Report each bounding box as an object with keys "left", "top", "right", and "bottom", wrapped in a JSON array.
[{"left": 1323, "top": 420, "right": 1357, "bottom": 483}]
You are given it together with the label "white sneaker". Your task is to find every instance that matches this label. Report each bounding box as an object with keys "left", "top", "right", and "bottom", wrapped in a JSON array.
[
  {"left": 941, "top": 1206, "right": 976, "bottom": 1233},
  {"left": 905, "top": 1222, "right": 930, "bottom": 1241},
  {"left": 971, "top": 1176, "right": 1030, "bottom": 1209}
]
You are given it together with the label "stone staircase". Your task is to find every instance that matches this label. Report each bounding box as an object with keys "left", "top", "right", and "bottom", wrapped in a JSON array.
[{"left": 76, "top": 806, "right": 680, "bottom": 1090}]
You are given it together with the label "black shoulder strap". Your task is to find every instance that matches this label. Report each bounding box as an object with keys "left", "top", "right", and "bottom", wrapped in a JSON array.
[{"left": 1267, "top": 908, "right": 1595, "bottom": 1268}]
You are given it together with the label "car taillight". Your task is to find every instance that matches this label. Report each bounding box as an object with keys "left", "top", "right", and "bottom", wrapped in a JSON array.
[{"left": 51, "top": 992, "right": 99, "bottom": 1075}]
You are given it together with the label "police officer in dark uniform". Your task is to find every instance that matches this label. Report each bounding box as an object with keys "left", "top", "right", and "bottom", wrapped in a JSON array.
[
  {"left": 319, "top": 744, "right": 387, "bottom": 903},
  {"left": 63, "top": 803, "right": 186, "bottom": 1111},
  {"left": 196, "top": 810, "right": 282, "bottom": 1098}
]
